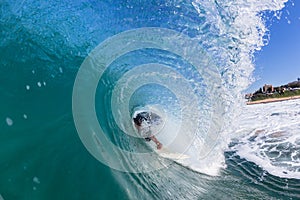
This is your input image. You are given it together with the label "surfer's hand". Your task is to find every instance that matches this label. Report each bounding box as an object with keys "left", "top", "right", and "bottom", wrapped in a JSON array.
[{"left": 156, "top": 142, "right": 162, "bottom": 150}]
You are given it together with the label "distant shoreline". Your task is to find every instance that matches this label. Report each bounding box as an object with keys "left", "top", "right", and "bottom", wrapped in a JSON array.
[{"left": 246, "top": 95, "right": 300, "bottom": 105}]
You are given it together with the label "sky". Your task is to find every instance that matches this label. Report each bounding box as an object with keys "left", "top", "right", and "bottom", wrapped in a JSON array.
[{"left": 248, "top": 0, "right": 300, "bottom": 92}]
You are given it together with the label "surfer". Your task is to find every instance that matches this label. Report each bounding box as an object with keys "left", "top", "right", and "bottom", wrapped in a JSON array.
[{"left": 133, "top": 112, "right": 163, "bottom": 150}]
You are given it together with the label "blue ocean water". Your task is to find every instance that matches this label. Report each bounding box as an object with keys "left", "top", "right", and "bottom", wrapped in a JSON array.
[{"left": 1, "top": 0, "right": 299, "bottom": 199}]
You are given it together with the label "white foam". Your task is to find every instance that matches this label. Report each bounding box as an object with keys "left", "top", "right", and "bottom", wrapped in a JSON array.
[
  {"left": 234, "top": 99, "right": 300, "bottom": 179},
  {"left": 236, "top": 139, "right": 300, "bottom": 179}
]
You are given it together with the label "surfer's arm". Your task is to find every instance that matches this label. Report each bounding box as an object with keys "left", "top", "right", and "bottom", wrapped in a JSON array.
[{"left": 150, "top": 135, "right": 162, "bottom": 150}]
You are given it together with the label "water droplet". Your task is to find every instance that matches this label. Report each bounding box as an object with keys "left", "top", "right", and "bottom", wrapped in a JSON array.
[
  {"left": 37, "top": 82, "right": 42, "bottom": 87},
  {"left": 26, "top": 85, "right": 30, "bottom": 90},
  {"left": 6, "top": 117, "right": 13, "bottom": 126},
  {"left": 33, "top": 177, "right": 40, "bottom": 184}
]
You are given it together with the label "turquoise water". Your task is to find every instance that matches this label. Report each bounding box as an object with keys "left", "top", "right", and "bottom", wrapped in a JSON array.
[{"left": 1, "top": 0, "right": 300, "bottom": 199}]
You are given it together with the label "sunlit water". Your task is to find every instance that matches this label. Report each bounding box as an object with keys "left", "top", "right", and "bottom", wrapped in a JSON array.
[{"left": 1, "top": 0, "right": 299, "bottom": 199}]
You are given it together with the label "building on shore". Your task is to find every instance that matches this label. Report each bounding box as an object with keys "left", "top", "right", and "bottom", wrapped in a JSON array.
[
  {"left": 245, "top": 78, "right": 300, "bottom": 101},
  {"left": 263, "top": 84, "right": 274, "bottom": 93}
]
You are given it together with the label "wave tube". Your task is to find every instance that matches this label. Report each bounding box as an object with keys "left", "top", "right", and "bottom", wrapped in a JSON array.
[
  {"left": 71, "top": 0, "right": 289, "bottom": 177},
  {"left": 72, "top": 28, "right": 226, "bottom": 175}
]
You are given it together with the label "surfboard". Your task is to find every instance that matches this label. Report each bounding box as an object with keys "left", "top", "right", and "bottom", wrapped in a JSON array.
[{"left": 157, "top": 147, "right": 190, "bottom": 160}]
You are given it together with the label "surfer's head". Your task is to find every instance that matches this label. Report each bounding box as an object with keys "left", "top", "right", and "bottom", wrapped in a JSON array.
[
  {"left": 133, "top": 112, "right": 150, "bottom": 126},
  {"left": 133, "top": 115, "right": 143, "bottom": 126}
]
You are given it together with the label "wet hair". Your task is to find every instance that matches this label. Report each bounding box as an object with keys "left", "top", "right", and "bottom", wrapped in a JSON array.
[
  {"left": 133, "top": 116, "right": 143, "bottom": 126},
  {"left": 133, "top": 112, "right": 150, "bottom": 126}
]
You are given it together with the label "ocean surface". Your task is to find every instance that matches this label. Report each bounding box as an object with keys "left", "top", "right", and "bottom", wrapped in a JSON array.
[{"left": 1, "top": 0, "right": 299, "bottom": 199}]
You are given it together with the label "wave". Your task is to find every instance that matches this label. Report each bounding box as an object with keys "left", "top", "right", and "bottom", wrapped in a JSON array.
[
  {"left": 2, "top": 0, "right": 296, "bottom": 199},
  {"left": 72, "top": 0, "right": 288, "bottom": 177}
]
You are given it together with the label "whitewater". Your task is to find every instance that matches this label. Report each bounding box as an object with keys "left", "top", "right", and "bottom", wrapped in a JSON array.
[{"left": 232, "top": 99, "right": 300, "bottom": 179}]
